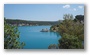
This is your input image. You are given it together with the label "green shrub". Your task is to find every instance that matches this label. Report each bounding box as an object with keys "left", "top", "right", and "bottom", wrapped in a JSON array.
[
  {"left": 58, "top": 33, "right": 83, "bottom": 49},
  {"left": 4, "top": 19, "right": 25, "bottom": 49}
]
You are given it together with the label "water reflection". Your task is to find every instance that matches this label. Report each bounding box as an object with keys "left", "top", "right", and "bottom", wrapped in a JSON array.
[
  {"left": 40, "top": 31, "right": 61, "bottom": 38},
  {"left": 50, "top": 32, "right": 61, "bottom": 37}
]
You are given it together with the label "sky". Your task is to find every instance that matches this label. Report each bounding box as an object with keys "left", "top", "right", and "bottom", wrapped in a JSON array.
[{"left": 4, "top": 4, "right": 84, "bottom": 21}]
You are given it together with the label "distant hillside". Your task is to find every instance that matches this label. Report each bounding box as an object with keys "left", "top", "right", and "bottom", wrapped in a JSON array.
[{"left": 5, "top": 19, "right": 63, "bottom": 26}]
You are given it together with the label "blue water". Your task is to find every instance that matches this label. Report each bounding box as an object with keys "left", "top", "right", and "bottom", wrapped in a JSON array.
[{"left": 18, "top": 26, "right": 61, "bottom": 49}]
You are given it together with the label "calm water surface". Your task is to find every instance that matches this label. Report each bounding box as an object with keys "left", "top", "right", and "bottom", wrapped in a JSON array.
[{"left": 18, "top": 26, "right": 61, "bottom": 49}]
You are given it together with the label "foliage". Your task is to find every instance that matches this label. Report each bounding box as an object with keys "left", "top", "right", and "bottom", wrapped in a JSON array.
[
  {"left": 4, "top": 19, "right": 25, "bottom": 49},
  {"left": 58, "top": 14, "right": 84, "bottom": 41},
  {"left": 58, "top": 33, "right": 83, "bottom": 49},
  {"left": 48, "top": 44, "right": 58, "bottom": 49},
  {"left": 63, "top": 14, "right": 73, "bottom": 20},
  {"left": 74, "top": 15, "right": 84, "bottom": 22},
  {"left": 5, "top": 19, "right": 63, "bottom": 25},
  {"left": 50, "top": 14, "right": 84, "bottom": 49},
  {"left": 58, "top": 14, "right": 84, "bottom": 49}
]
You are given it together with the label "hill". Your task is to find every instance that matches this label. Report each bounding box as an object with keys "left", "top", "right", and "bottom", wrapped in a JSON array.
[{"left": 5, "top": 19, "right": 63, "bottom": 26}]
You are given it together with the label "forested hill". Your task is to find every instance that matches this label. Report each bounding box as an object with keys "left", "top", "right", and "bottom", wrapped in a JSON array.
[{"left": 5, "top": 19, "right": 63, "bottom": 26}]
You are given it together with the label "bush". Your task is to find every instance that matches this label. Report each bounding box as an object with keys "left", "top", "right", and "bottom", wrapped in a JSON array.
[
  {"left": 58, "top": 14, "right": 84, "bottom": 49},
  {"left": 48, "top": 44, "right": 58, "bottom": 49},
  {"left": 4, "top": 19, "right": 25, "bottom": 49},
  {"left": 58, "top": 14, "right": 84, "bottom": 41},
  {"left": 58, "top": 33, "right": 83, "bottom": 49}
]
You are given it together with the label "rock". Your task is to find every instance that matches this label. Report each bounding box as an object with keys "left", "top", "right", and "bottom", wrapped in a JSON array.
[{"left": 40, "top": 28, "right": 49, "bottom": 32}]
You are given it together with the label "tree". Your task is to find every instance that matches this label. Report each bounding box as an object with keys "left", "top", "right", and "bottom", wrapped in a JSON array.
[
  {"left": 58, "top": 14, "right": 84, "bottom": 41},
  {"left": 48, "top": 44, "right": 58, "bottom": 49},
  {"left": 4, "top": 19, "right": 25, "bottom": 49},
  {"left": 58, "top": 33, "right": 83, "bottom": 49},
  {"left": 74, "top": 15, "right": 84, "bottom": 22},
  {"left": 50, "top": 14, "right": 84, "bottom": 49},
  {"left": 63, "top": 14, "right": 73, "bottom": 20},
  {"left": 58, "top": 14, "right": 84, "bottom": 49}
]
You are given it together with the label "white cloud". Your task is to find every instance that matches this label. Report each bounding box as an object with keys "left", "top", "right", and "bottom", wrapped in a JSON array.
[
  {"left": 73, "top": 8, "right": 77, "bottom": 11},
  {"left": 78, "top": 6, "right": 83, "bottom": 9},
  {"left": 63, "top": 5, "right": 70, "bottom": 8}
]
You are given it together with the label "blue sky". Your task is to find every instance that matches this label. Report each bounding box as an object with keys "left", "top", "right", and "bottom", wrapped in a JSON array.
[{"left": 4, "top": 4, "right": 84, "bottom": 21}]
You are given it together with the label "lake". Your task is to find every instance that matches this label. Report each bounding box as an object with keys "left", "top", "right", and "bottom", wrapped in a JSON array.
[{"left": 18, "top": 26, "right": 61, "bottom": 49}]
